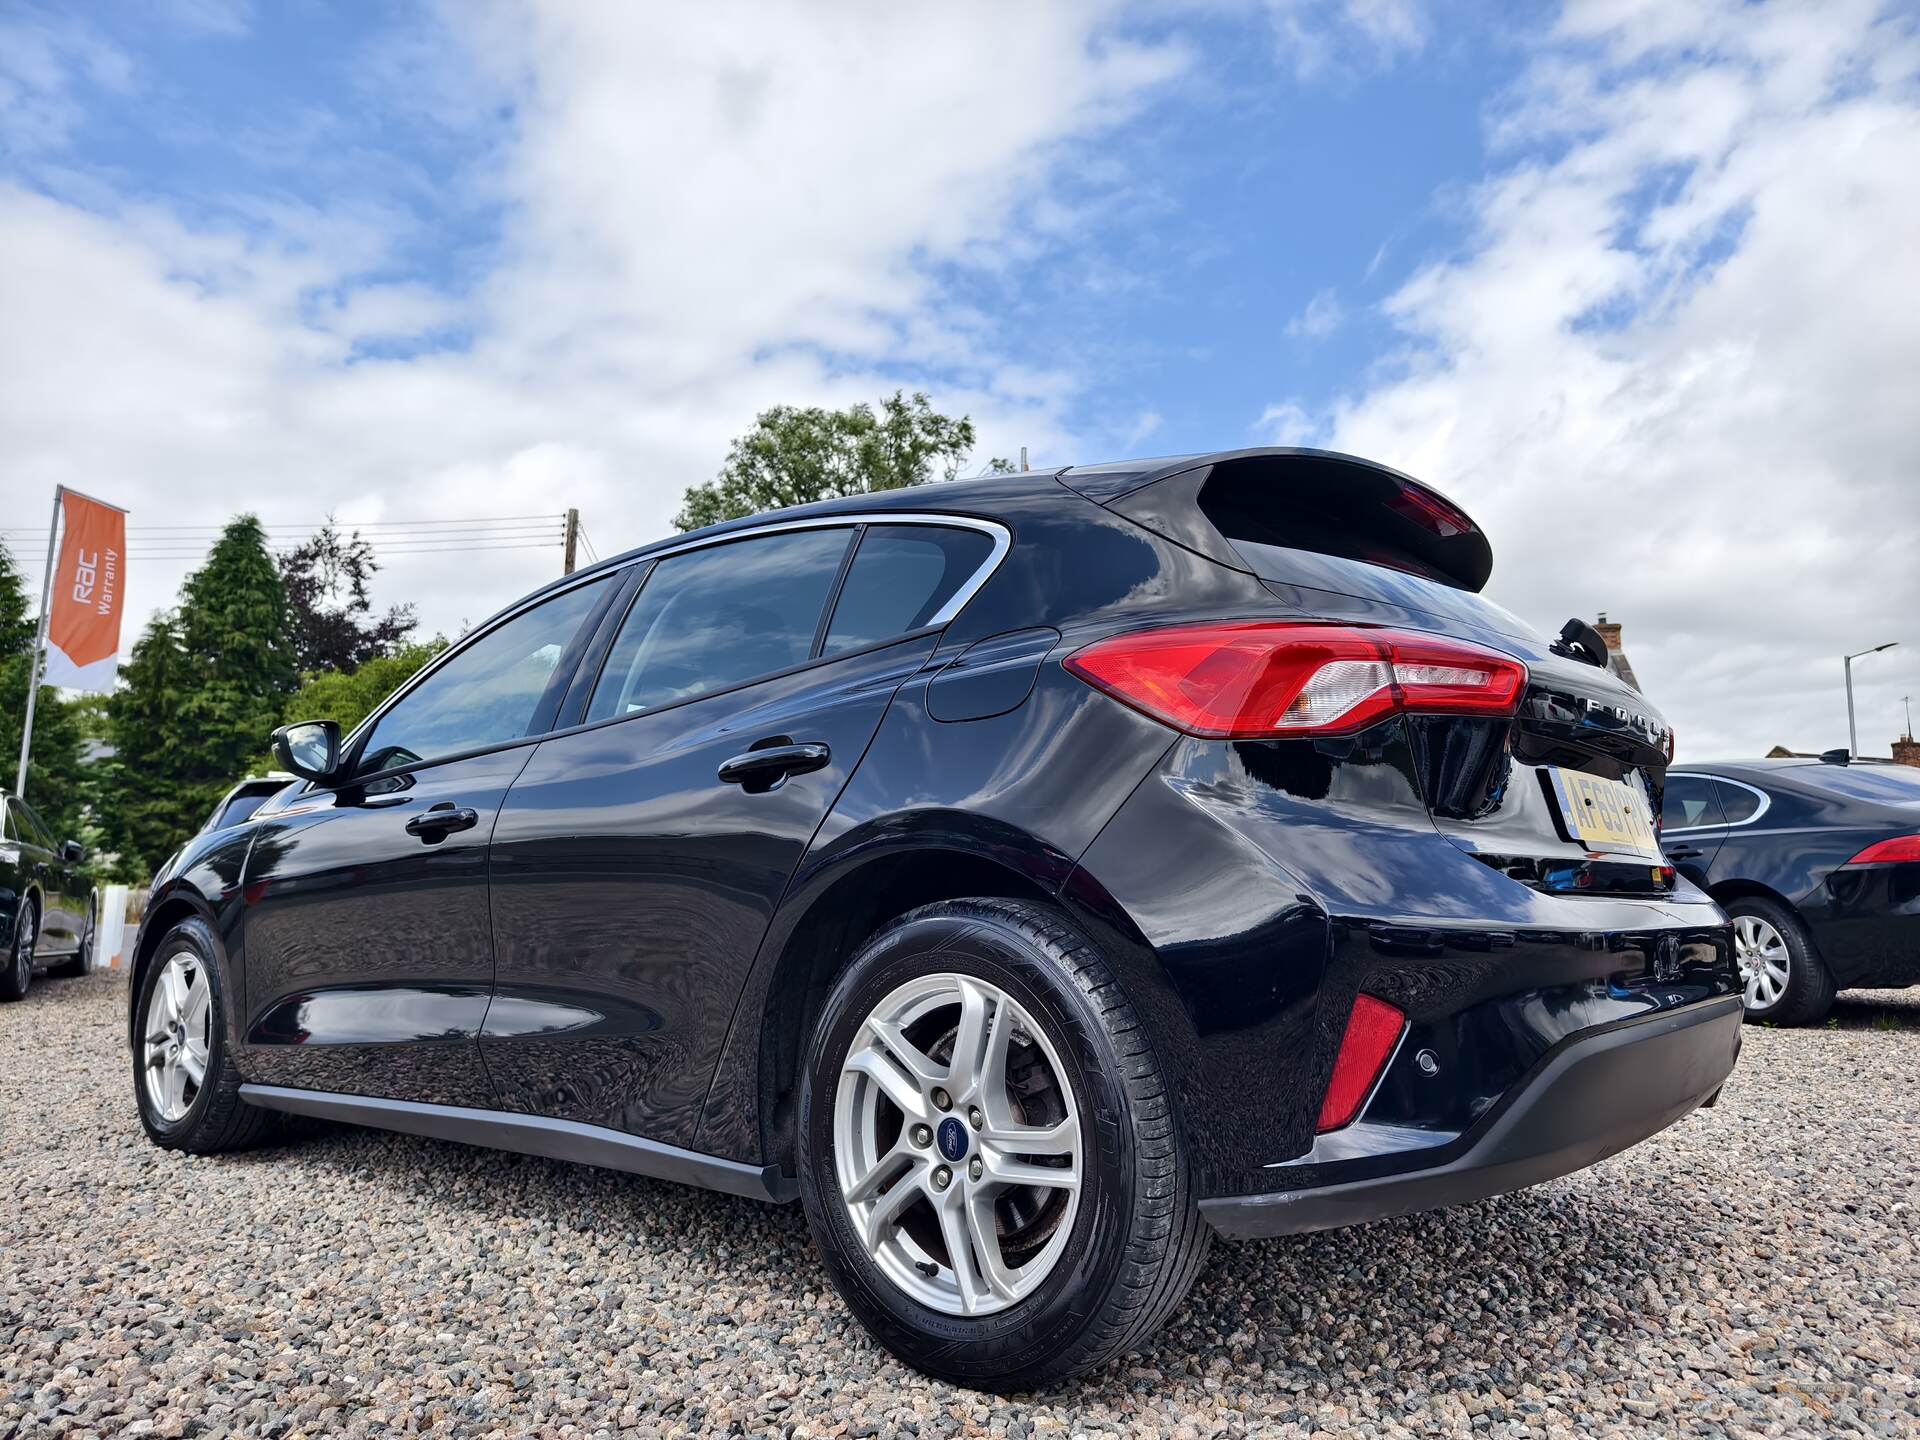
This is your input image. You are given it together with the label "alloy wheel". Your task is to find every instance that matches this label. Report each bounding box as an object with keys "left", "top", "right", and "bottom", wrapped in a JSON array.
[
  {"left": 11, "top": 906, "right": 34, "bottom": 990},
  {"left": 834, "top": 973, "right": 1083, "bottom": 1317},
  {"left": 1733, "top": 914, "right": 1790, "bottom": 1012},
  {"left": 143, "top": 950, "right": 212, "bottom": 1122}
]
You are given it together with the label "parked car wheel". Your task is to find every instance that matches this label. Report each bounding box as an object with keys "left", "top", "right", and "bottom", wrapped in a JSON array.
[
  {"left": 1727, "top": 897, "right": 1835, "bottom": 1026},
  {"left": 132, "top": 918, "right": 274, "bottom": 1152},
  {"left": 796, "top": 898, "right": 1210, "bottom": 1392},
  {"left": 48, "top": 896, "right": 93, "bottom": 979},
  {"left": 0, "top": 898, "right": 36, "bottom": 1002}
]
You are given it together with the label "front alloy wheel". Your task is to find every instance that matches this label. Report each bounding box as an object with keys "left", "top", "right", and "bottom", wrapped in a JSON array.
[
  {"left": 142, "top": 950, "right": 213, "bottom": 1122},
  {"left": 835, "top": 972, "right": 1082, "bottom": 1316},
  {"left": 0, "top": 901, "right": 35, "bottom": 1001}
]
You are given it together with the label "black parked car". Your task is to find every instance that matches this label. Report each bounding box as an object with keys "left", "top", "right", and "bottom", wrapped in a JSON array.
[
  {"left": 198, "top": 774, "right": 294, "bottom": 835},
  {"left": 1660, "top": 758, "right": 1920, "bottom": 1024},
  {"left": 2, "top": 790, "right": 93, "bottom": 1001},
  {"left": 128, "top": 448, "right": 1742, "bottom": 1389}
]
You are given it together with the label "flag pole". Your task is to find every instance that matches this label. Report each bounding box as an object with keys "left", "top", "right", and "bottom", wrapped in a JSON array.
[{"left": 15, "top": 486, "right": 63, "bottom": 799}]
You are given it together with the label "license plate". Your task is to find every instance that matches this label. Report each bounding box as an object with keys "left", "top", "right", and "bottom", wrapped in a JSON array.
[{"left": 1545, "top": 766, "right": 1661, "bottom": 857}]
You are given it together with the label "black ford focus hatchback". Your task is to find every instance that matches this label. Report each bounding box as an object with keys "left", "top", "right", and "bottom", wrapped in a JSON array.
[{"left": 131, "top": 448, "right": 1742, "bottom": 1389}]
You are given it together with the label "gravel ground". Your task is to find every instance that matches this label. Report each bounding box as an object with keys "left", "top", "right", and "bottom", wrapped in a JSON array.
[{"left": 3, "top": 974, "right": 1916, "bottom": 1439}]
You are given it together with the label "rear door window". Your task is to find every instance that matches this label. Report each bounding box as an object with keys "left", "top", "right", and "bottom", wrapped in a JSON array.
[
  {"left": 1661, "top": 775, "right": 1725, "bottom": 831},
  {"left": 587, "top": 528, "right": 854, "bottom": 722},
  {"left": 822, "top": 525, "right": 995, "bottom": 655}
]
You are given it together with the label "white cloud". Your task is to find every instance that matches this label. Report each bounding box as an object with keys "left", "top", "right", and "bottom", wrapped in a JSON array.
[
  {"left": 1286, "top": 286, "right": 1345, "bottom": 340},
  {"left": 0, "top": 3, "right": 1187, "bottom": 645},
  {"left": 1267, "top": 0, "right": 1920, "bottom": 760},
  {"left": 1264, "top": 0, "right": 1429, "bottom": 80}
]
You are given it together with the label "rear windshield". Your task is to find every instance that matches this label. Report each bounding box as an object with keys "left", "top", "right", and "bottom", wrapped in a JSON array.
[{"left": 1796, "top": 766, "right": 1920, "bottom": 804}]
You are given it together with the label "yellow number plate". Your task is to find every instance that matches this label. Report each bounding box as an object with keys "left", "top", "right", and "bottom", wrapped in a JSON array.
[{"left": 1546, "top": 767, "right": 1660, "bottom": 857}]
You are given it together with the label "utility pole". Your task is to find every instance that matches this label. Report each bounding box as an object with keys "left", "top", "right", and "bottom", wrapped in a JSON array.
[{"left": 562, "top": 508, "right": 579, "bottom": 575}]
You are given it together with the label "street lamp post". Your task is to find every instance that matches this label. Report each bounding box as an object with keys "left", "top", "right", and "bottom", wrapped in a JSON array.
[{"left": 1844, "top": 642, "right": 1898, "bottom": 758}]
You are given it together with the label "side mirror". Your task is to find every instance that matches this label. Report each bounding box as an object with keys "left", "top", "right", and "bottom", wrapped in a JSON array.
[
  {"left": 61, "top": 840, "right": 85, "bottom": 865},
  {"left": 271, "top": 719, "right": 344, "bottom": 783}
]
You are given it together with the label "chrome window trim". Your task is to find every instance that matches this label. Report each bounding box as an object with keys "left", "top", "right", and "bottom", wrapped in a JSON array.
[
  {"left": 329, "top": 511, "right": 1010, "bottom": 780},
  {"left": 1662, "top": 772, "right": 1772, "bottom": 833}
]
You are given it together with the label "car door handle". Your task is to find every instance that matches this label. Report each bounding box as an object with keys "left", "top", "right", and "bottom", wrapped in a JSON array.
[
  {"left": 405, "top": 805, "right": 479, "bottom": 841},
  {"left": 717, "top": 742, "right": 831, "bottom": 792},
  {"left": 1663, "top": 844, "right": 1705, "bottom": 860}
]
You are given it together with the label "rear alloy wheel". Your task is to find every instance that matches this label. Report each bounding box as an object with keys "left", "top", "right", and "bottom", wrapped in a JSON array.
[
  {"left": 798, "top": 898, "right": 1210, "bottom": 1392},
  {"left": 1726, "top": 896, "right": 1834, "bottom": 1026},
  {"left": 0, "top": 900, "right": 36, "bottom": 1002},
  {"left": 834, "top": 971, "right": 1083, "bottom": 1317}
]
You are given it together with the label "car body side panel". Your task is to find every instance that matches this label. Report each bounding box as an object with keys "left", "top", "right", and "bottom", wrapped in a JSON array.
[
  {"left": 692, "top": 659, "right": 1181, "bottom": 1163},
  {"left": 482, "top": 633, "right": 938, "bottom": 1149}
]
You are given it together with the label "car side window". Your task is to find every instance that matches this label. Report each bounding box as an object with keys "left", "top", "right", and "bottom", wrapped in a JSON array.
[
  {"left": 821, "top": 525, "right": 995, "bottom": 655},
  {"left": 355, "top": 575, "right": 612, "bottom": 776},
  {"left": 1712, "top": 780, "right": 1765, "bottom": 825},
  {"left": 586, "top": 528, "right": 854, "bottom": 723},
  {"left": 1661, "top": 775, "right": 1724, "bottom": 831},
  {"left": 24, "top": 803, "right": 56, "bottom": 850}
]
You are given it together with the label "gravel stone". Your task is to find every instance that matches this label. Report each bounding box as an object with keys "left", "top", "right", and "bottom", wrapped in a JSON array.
[{"left": 4, "top": 974, "right": 1916, "bottom": 1436}]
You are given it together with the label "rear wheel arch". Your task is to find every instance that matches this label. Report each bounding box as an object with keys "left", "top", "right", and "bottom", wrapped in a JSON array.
[
  {"left": 1707, "top": 877, "right": 1802, "bottom": 918},
  {"left": 754, "top": 843, "right": 1055, "bottom": 1170}
]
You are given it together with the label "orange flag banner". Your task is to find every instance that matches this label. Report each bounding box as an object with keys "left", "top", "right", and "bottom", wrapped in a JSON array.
[{"left": 42, "top": 489, "right": 128, "bottom": 693}]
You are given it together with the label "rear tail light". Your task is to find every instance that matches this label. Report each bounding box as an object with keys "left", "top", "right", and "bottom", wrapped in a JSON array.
[
  {"left": 1317, "top": 994, "right": 1406, "bottom": 1132},
  {"left": 1842, "top": 835, "right": 1920, "bottom": 866},
  {"left": 1063, "top": 623, "right": 1527, "bottom": 739}
]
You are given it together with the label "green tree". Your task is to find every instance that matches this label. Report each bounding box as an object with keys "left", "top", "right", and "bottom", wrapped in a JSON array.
[
  {"left": 674, "top": 390, "right": 1009, "bottom": 531},
  {"left": 281, "top": 640, "right": 447, "bottom": 736},
  {"left": 103, "top": 517, "right": 298, "bottom": 877},
  {"left": 0, "top": 542, "right": 91, "bottom": 845}
]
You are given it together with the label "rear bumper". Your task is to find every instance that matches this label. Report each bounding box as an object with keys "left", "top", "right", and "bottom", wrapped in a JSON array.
[
  {"left": 1202, "top": 994, "right": 1743, "bottom": 1240},
  {"left": 1803, "top": 865, "right": 1920, "bottom": 988}
]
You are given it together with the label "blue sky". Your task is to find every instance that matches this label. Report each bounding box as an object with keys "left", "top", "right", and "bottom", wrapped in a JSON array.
[{"left": 3, "top": 1, "right": 1918, "bottom": 758}]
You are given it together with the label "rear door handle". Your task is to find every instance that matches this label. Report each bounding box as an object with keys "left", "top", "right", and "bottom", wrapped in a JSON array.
[
  {"left": 1664, "top": 844, "right": 1704, "bottom": 860},
  {"left": 717, "top": 741, "right": 830, "bottom": 793},
  {"left": 405, "top": 804, "right": 479, "bottom": 841}
]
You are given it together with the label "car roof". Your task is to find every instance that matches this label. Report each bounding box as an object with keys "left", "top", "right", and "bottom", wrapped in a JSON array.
[{"left": 494, "top": 445, "right": 1464, "bottom": 634}]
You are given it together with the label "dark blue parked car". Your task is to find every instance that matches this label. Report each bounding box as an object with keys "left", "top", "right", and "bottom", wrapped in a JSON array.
[
  {"left": 128, "top": 448, "right": 1742, "bottom": 1389},
  {"left": 1661, "top": 759, "right": 1920, "bottom": 1024}
]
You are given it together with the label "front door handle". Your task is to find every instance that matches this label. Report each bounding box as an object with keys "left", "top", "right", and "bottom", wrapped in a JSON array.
[
  {"left": 717, "top": 741, "right": 831, "bottom": 793},
  {"left": 405, "top": 804, "right": 479, "bottom": 841}
]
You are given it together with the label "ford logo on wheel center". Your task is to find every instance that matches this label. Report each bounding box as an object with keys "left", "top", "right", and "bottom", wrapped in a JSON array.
[{"left": 936, "top": 1116, "right": 968, "bottom": 1162}]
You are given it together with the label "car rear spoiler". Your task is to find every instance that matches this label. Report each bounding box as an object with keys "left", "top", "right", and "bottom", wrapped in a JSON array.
[{"left": 1058, "top": 447, "right": 1494, "bottom": 593}]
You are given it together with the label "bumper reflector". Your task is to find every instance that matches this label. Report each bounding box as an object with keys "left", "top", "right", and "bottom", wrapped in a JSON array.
[{"left": 1317, "top": 994, "right": 1407, "bottom": 1133}]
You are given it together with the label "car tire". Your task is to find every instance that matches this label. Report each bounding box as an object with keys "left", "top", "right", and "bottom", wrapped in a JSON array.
[
  {"left": 796, "top": 897, "right": 1210, "bottom": 1392},
  {"left": 0, "top": 898, "right": 36, "bottom": 1002},
  {"left": 1727, "top": 896, "right": 1834, "bottom": 1026},
  {"left": 133, "top": 917, "right": 275, "bottom": 1153},
  {"left": 48, "top": 899, "right": 93, "bottom": 979}
]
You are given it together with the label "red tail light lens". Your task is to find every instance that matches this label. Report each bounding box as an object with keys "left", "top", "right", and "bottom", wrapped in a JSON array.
[
  {"left": 1063, "top": 623, "right": 1527, "bottom": 739},
  {"left": 1843, "top": 835, "right": 1920, "bottom": 866},
  {"left": 1317, "top": 994, "right": 1406, "bottom": 1132}
]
